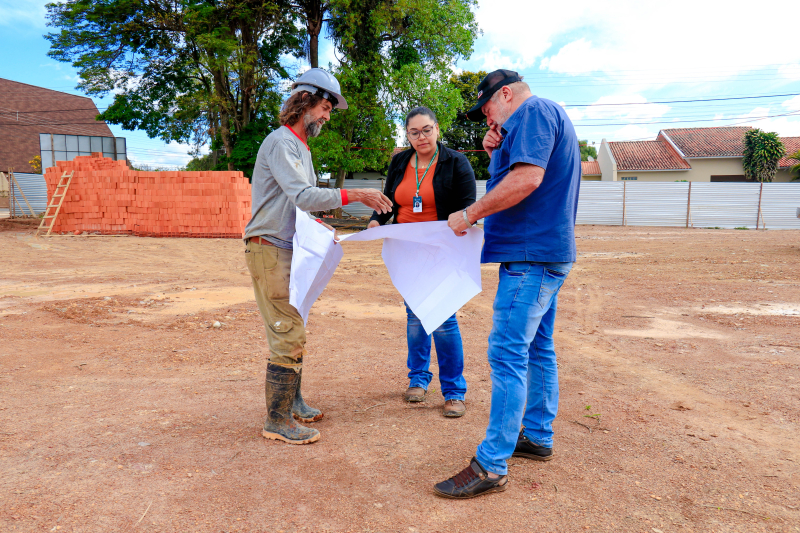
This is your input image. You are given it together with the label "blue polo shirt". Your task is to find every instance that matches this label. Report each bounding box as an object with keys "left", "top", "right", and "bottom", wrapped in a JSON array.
[{"left": 481, "top": 96, "right": 581, "bottom": 264}]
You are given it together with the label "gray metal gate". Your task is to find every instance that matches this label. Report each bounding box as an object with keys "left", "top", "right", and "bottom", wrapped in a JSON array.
[{"left": 9, "top": 172, "right": 47, "bottom": 216}]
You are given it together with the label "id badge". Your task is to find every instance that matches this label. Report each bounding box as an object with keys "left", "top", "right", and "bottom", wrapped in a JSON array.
[{"left": 412, "top": 195, "right": 423, "bottom": 213}]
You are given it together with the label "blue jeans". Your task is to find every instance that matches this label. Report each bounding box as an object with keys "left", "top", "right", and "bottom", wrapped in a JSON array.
[
  {"left": 405, "top": 302, "right": 467, "bottom": 401},
  {"left": 475, "top": 261, "right": 572, "bottom": 475}
]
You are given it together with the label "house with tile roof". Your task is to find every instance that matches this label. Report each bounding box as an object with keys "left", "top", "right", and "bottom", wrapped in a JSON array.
[
  {"left": 0, "top": 78, "right": 115, "bottom": 174},
  {"left": 779, "top": 137, "right": 800, "bottom": 174},
  {"left": 580, "top": 159, "right": 601, "bottom": 180},
  {"left": 596, "top": 126, "right": 799, "bottom": 183}
]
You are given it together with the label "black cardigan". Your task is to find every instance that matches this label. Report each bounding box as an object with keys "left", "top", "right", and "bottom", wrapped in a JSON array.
[{"left": 369, "top": 142, "right": 477, "bottom": 225}]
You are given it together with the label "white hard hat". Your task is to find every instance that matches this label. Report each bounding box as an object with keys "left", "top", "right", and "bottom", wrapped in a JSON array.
[{"left": 290, "top": 68, "right": 348, "bottom": 110}]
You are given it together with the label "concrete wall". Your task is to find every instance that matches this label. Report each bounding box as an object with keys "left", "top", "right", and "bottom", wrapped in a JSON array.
[
  {"left": 617, "top": 166, "right": 799, "bottom": 183},
  {"left": 0, "top": 171, "right": 8, "bottom": 197},
  {"left": 598, "top": 139, "right": 617, "bottom": 181},
  {"left": 774, "top": 169, "right": 797, "bottom": 183},
  {"left": 682, "top": 157, "right": 744, "bottom": 181},
  {"left": 581, "top": 175, "right": 601, "bottom": 181}
]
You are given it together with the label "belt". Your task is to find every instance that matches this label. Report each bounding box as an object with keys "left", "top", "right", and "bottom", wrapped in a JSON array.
[{"left": 249, "top": 236, "right": 274, "bottom": 246}]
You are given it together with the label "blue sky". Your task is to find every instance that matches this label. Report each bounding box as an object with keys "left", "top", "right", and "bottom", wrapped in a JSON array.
[{"left": 2, "top": 0, "right": 799, "bottom": 168}]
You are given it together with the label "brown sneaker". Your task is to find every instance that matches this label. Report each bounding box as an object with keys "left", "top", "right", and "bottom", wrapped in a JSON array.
[
  {"left": 443, "top": 399, "right": 466, "bottom": 418},
  {"left": 433, "top": 457, "right": 508, "bottom": 499},
  {"left": 404, "top": 387, "right": 427, "bottom": 402}
]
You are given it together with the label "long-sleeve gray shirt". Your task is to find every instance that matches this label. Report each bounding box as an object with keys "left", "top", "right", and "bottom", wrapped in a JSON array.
[{"left": 243, "top": 126, "right": 342, "bottom": 246}]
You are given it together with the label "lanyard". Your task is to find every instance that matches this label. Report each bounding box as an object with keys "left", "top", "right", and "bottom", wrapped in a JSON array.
[{"left": 414, "top": 145, "right": 439, "bottom": 195}]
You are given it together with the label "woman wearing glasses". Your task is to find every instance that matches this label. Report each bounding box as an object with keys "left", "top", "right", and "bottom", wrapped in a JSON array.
[{"left": 368, "top": 106, "right": 477, "bottom": 418}]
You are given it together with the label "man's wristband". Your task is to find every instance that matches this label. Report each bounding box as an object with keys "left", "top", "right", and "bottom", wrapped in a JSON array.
[
  {"left": 462, "top": 208, "right": 473, "bottom": 227},
  {"left": 341, "top": 189, "right": 349, "bottom": 206}
]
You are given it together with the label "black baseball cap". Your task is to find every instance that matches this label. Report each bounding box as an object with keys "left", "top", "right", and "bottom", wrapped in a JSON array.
[{"left": 466, "top": 69, "right": 522, "bottom": 122}]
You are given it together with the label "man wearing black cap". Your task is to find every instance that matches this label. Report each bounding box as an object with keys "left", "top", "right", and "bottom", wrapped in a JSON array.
[{"left": 433, "top": 69, "right": 581, "bottom": 498}]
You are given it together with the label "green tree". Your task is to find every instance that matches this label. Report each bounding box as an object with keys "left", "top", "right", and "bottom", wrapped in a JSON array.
[
  {"left": 45, "top": 0, "right": 477, "bottom": 182},
  {"left": 45, "top": 0, "right": 303, "bottom": 170},
  {"left": 441, "top": 70, "right": 489, "bottom": 180},
  {"left": 743, "top": 129, "right": 786, "bottom": 183},
  {"left": 579, "top": 140, "right": 597, "bottom": 162},
  {"left": 312, "top": 0, "right": 479, "bottom": 192},
  {"left": 185, "top": 153, "right": 216, "bottom": 172},
  {"left": 294, "top": 0, "right": 327, "bottom": 68}
]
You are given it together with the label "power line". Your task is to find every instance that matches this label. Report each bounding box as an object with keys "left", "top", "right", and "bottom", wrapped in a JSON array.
[
  {"left": 566, "top": 93, "right": 800, "bottom": 107},
  {"left": 519, "top": 63, "right": 799, "bottom": 75},
  {"left": 570, "top": 107, "right": 800, "bottom": 122},
  {"left": 4, "top": 91, "right": 799, "bottom": 113},
  {"left": 572, "top": 110, "right": 800, "bottom": 127}
]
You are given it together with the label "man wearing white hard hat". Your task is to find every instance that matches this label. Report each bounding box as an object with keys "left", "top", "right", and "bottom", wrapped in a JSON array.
[{"left": 243, "top": 68, "right": 392, "bottom": 445}]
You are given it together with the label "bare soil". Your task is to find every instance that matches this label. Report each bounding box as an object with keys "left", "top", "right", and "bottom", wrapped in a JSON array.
[{"left": 1, "top": 219, "right": 799, "bottom": 532}]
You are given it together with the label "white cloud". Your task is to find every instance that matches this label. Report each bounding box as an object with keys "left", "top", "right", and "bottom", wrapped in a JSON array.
[
  {"left": 739, "top": 106, "right": 800, "bottom": 136},
  {"left": 562, "top": 94, "right": 670, "bottom": 141},
  {"left": 470, "top": 2, "right": 579, "bottom": 69},
  {"left": 0, "top": 1, "right": 46, "bottom": 28},
  {"left": 565, "top": 107, "right": 584, "bottom": 122},
  {"left": 749, "top": 116, "right": 800, "bottom": 137},
  {"left": 783, "top": 95, "right": 800, "bottom": 112},
  {"left": 473, "top": 46, "right": 539, "bottom": 72},
  {"left": 705, "top": 105, "right": 800, "bottom": 137},
  {"left": 539, "top": 39, "right": 595, "bottom": 75},
  {"left": 563, "top": 94, "right": 672, "bottom": 142},
  {"left": 606, "top": 124, "right": 660, "bottom": 141},
  {"left": 778, "top": 64, "right": 800, "bottom": 81},
  {"left": 470, "top": 0, "right": 800, "bottom": 89},
  {"left": 579, "top": 94, "right": 671, "bottom": 121},
  {"left": 126, "top": 140, "right": 197, "bottom": 170}
]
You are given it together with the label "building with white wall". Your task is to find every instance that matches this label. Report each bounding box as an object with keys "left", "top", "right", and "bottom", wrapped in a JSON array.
[{"left": 596, "top": 127, "right": 799, "bottom": 183}]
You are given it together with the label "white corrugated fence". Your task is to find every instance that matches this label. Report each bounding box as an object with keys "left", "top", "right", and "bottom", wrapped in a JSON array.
[
  {"left": 336, "top": 179, "right": 800, "bottom": 229},
  {"left": 12, "top": 173, "right": 798, "bottom": 229}
]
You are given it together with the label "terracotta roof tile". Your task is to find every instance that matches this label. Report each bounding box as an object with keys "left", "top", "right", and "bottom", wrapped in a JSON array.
[
  {"left": 779, "top": 136, "right": 800, "bottom": 169},
  {"left": 581, "top": 160, "right": 600, "bottom": 175},
  {"left": 608, "top": 140, "right": 691, "bottom": 171},
  {"left": 660, "top": 126, "right": 751, "bottom": 158},
  {"left": 0, "top": 78, "right": 113, "bottom": 173}
]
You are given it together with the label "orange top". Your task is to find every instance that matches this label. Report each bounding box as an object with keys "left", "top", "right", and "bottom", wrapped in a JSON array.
[{"left": 396, "top": 156, "right": 438, "bottom": 223}]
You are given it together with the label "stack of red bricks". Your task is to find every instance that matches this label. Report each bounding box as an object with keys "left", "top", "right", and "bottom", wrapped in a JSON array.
[{"left": 43, "top": 154, "right": 251, "bottom": 238}]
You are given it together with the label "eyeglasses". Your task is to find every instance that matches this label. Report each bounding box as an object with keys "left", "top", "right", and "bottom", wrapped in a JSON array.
[{"left": 406, "top": 125, "right": 436, "bottom": 140}]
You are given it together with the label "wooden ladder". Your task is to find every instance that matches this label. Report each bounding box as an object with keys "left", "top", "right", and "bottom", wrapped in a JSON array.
[{"left": 35, "top": 170, "right": 75, "bottom": 237}]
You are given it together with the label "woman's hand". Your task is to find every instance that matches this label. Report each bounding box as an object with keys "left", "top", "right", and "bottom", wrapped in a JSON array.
[{"left": 367, "top": 220, "right": 380, "bottom": 229}]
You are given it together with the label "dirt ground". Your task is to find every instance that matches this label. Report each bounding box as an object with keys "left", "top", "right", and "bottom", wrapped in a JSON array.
[{"left": 1, "top": 219, "right": 799, "bottom": 533}]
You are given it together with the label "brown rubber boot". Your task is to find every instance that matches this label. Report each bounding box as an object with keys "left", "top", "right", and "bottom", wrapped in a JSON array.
[
  {"left": 292, "top": 370, "right": 323, "bottom": 423},
  {"left": 262, "top": 363, "right": 320, "bottom": 445}
]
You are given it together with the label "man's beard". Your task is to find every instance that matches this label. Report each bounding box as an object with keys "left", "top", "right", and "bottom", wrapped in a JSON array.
[
  {"left": 303, "top": 113, "right": 325, "bottom": 138},
  {"left": 492, "top": 98, "right": 512, "bottom": 127}
]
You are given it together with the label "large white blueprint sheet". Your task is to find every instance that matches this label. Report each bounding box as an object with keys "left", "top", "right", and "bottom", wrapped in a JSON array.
[
  {"left": 289, "top": 209, "right": 344, "bottom": 324},
  {"left": 288, "top": 207, "right": 483, "bottom": 334}
]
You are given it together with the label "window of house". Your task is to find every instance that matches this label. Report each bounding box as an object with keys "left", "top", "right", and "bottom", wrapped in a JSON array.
[{"left": 621, "top": 176, "right": 638, "bottom": 181}]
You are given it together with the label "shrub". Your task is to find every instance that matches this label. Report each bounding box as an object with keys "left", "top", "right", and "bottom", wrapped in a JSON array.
[{"left": 743, "top": 129, "right": 785, "bottom": 182}]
